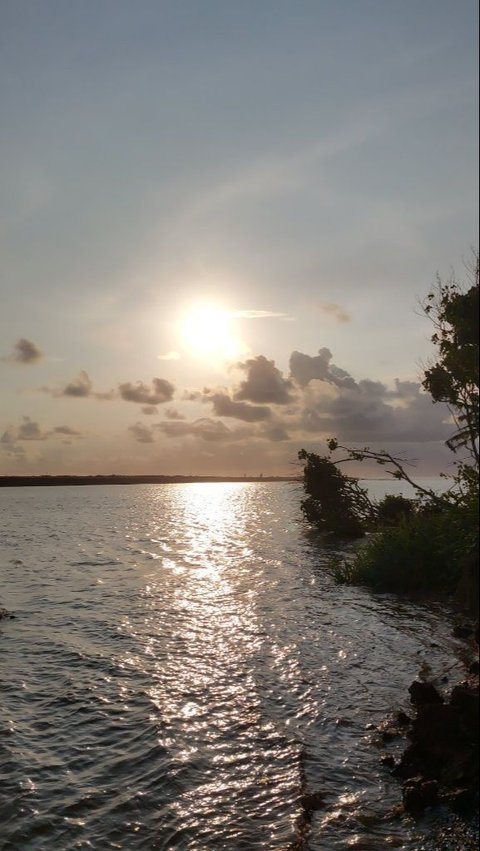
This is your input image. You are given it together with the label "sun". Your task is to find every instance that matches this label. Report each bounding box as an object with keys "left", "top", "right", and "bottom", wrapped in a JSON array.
[{"left": 178, "top": 303, "right": 242, "bottom": 361}]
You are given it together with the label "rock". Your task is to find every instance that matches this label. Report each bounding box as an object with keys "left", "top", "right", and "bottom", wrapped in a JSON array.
[
  {"left": 381, "top": 729, "right": 397, "bottom": 742},
  {"left": 402, "top": 777, "right": 439, "bottom": 813},
  {"left": 453, "top": 623, "right": 474, "bottom": 640},
  {"left": 408, "top": 680, "right": 443, "bottom": 705},
  {"left": 397, "top": 711, "right": 411, "bottom": 727},
  {"left": 441, "top": 748, "right": 478, "bottom": 787},
  {"left": 443, "top": 787, "right": 477, "bottom": 816},
  {"left": 469, "top": 660, "right": 479, "bottom": 675},
  {"left": 450, "top": 681, "right": 479, "bottom": 722},
  {"left": 413, "top": 703, "right": 465, "bottom": 749},
  {"left": 381, "top": 754, "right": 396, "bottom": 769}
]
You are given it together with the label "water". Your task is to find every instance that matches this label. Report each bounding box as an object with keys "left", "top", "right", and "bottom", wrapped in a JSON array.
[{"left": 0, "top": 483, "right": 475, "bottom": 850}]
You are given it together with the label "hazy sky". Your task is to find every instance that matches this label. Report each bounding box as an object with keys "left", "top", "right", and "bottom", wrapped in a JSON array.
[{"left": 1, "top": 0, "right": 478, "bottom": 476}]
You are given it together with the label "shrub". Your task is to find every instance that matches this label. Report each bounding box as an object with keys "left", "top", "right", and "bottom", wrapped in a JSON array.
[
  {"left": 376, "top": 494, "right": 415, "bottom": 526},
  {"left": 334, "top": 495, "right": 478, "bottom": 595}
]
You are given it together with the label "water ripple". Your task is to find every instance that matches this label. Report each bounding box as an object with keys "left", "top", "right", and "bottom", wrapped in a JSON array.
[{"left": 0, "top": 483, "right": 475, "bottom": 850}]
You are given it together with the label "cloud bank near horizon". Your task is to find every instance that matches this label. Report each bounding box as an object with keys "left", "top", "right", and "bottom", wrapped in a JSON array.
[{"left": 2, "top": 339, "right": 453, "bottom": 475}]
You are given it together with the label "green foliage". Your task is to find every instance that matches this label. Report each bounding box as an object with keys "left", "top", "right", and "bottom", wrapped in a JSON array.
[{"left": 334, "top": 493, "right": 478, "bottom": 596}]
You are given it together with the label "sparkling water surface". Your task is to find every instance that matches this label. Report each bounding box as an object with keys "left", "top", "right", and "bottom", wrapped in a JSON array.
[{"left": 0, "top": 483, "right": 474, "bottom": 850}]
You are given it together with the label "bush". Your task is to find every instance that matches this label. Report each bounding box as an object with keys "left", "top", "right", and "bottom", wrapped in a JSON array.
[
  {"left": 334, "top": 496, "right": 478, "bottom": 595},
  {"left": 376, "top": 494, "right": 415, "bottom": 526}
]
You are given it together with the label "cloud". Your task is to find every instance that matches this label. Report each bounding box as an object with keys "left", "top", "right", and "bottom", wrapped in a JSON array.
[
  {"left": 288, "top": 348, "right": 452, "bottom": 444},
  {"left": 164, "top": 407, "right": 185, "bottom": 420},
  {"left": 51, "top": 425, "right": 83, "bottom": 436},
  {"left": 290, "top": 348, "right": 356, "bottom": 389},
  {"left": 17, "top": 417, "right": 47, "bottom": 441},
  {"left": 119, "top": 377, "right": 175, "bottom": 405},
  {"left": 262, "top": 423, "right": 291, "bottom": 441},
  {"left": 1, "top": 418, "right": 84, "bottom": 447},
  {"left": 42, "top": 370, "right": 115, "bottom": 400},
  {"left": 0, "top": 428, "right": 26, "bottom": 459},
  {"left": 230, "top": 310, "right": 291, "bottom": 320},
  {"left": 129, "top": 423, "right": 155, "bottom": 443},
  {"left": 299, "top": 381, "right": 452, "bottom": 443},
  {"left": 234, "top": 355, "right": 294, "bottom": 405},
  {"left": 1, "top": 427, "right": 18, "bottom": 446},
  {"left": 182, "top": 389, "right": 202, "bottom": 402},
  {"left": 157, "top": 351, "right": 181, "bottom": 361},
  {"left": 157, "top": 417, "right": 250, "bottom": 443},
  {"left": 5, "top": 338, "right": 43, "bottom": 364},
  {"left": 204, "top": 391, "right": 272, "bottom": 422},
  {"left": 317, "top": 302, "right": 351, "bottom": 323},
  {"left": 63, "top": 370, "right": 93, "bottom": 397},
  {"left": 141, "top": 406, "right": 158, "bottom": 415}
]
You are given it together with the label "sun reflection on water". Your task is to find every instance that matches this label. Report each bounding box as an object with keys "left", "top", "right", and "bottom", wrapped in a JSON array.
[{"left": 121, "top": 483, "right": 304, "bottom": 847}]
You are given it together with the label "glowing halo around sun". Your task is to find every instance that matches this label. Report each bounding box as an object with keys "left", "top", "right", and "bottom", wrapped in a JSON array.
[{"left": 178, "top": 303, "right": 244, "bottom": 362}]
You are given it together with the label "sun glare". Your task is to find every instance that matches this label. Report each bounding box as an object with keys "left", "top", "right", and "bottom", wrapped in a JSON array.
[{"left": 179, "top": 303, "right": 242, "bottom": 361}]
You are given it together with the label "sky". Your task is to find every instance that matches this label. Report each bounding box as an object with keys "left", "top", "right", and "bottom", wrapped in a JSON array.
[{"left": 1, "top": 0, "right": 478, "bottom": 478}]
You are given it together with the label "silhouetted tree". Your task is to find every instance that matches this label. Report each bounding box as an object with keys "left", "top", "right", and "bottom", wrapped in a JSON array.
[{"left": 423, "top": 256, "right": 479, "bottom": 466}]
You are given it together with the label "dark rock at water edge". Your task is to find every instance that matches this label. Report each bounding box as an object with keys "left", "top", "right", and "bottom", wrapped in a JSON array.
[
  {"left": 408, "top": 680, "right": 444, "bottom": 705},
  {"left": 392, "top": 675, "right": 479, "bottom": 816},
  {"left": 402, "top": 777, "right": 439, "bottom": 814}
]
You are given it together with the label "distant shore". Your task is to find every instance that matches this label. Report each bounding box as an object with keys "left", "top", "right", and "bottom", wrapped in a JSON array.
[{"left": 0, "top": 475, "right": 300, "bottom": 487}]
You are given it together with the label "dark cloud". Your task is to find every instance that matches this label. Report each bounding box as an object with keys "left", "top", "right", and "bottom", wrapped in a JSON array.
[
  {"left": 141, "top": 406, "right": 158, "bottom": 415},
  {"left": 63, "top": 371, "right": 93, "bottom": 397},
  {"left": 6, "top": 338, "right": 44, "bottom": 364},
  {"left": 119, "top": 378, "right": 174, "bottom": 405},
  {"left": 129, "top": 423, "right": 155, "bottom": 443},
  {"left": 234, "top": 355, "right": 294, "bottom": 405},
  {"left": 18, "top": 417, "right": 46, "bottom": 441},
  {"left": 206, "top": 391, "right": 271, "bottom": 422},
  {"left": 298, "top": 372, "right": 452, "bottom": 444},
  {"left": 42, "top": 371, "right": 114, "bottom": 400},
  {"left": 290, "top": 348, "right": 356, "bottom": 389},
  {"left": 389, "top": 379, "right": 422, "bottom": 400}
]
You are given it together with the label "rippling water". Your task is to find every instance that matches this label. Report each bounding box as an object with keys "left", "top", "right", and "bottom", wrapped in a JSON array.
[{"left": 0, "top": 484, "right": 474, "bottom": 850}]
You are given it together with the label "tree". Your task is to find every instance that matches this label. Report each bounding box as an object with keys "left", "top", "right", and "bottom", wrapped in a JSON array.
[
  {"left": 297, "top": 256, "right": 478, "bottom": 603},
  {"left": 422, "top": 257, "right": 479, "bottom": 466},
  {"left": 298, "top": 255, "right": 479, "bottom": 540},
  {"left": 298, "top": 448, "right": 374, "bottom": 538}
]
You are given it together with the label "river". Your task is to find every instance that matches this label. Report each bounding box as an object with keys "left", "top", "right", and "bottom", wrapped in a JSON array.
[{"left": 0, "top": 483, "right": 475, "bottom": 849}]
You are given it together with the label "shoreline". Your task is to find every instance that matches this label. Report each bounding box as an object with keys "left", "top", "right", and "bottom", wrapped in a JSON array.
[{"left": 0, "top": 474, "right": 300, "bottom": 487}]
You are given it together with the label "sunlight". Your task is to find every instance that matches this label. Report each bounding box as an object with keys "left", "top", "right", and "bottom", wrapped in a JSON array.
[{"left": 178, "top": 303, "right": 243, "bottom": 361}]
